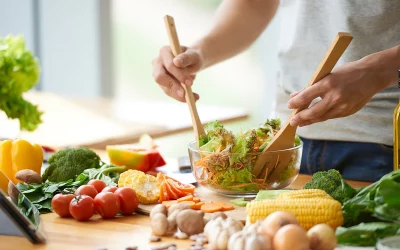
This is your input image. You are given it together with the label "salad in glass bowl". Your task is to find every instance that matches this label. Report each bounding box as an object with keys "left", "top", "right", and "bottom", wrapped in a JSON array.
[{"left": 188, "top": 119, "right": 302, "bottom": 197}]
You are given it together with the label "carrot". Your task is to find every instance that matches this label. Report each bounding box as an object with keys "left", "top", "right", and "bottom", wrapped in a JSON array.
[
  {"left": 191, "top": 202, "right": 204, "bottom": 210},
  {"left": 201, "top": 203, "right": 223, "bottom": 213},
  {"left": 212, "top": 202, "right": 234, "bottom": 211},
  {"left": 162, "top": 200, "right": 178, "bottom": 209},
  {"left": 193, "top": 197, "right": 201, "bottom": 203},
  {"left": 177, "top": 195, "right": 193, "bottom": 202},
  {"left": 180, "top": 201, "right": 195, "bottom": 206}
]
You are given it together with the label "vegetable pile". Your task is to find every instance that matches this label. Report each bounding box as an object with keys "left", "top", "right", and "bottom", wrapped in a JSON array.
[
  {"left": 194, "top": 120, "right": 301, "bottom": 192},
  {"left": 0, "top": 35, "right": 43, "bottom": 131}
]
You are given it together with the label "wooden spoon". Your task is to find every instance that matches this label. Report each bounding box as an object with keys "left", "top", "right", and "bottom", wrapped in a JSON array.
[
  {"left": 253, "top": 32, "right": 353, "bottom": 180},
  {"left": 164, "top": 15, "right": 206, "bottom": 145}
]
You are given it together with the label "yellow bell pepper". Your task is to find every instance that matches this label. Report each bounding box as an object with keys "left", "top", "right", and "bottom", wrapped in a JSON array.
[{"left": 0, "top": 139, "right": 43, "bottom": 191}]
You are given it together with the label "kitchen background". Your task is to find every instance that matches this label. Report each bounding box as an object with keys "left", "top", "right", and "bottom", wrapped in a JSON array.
[{"left": 0, "top": 0, "right": 281, "bottom": 154}]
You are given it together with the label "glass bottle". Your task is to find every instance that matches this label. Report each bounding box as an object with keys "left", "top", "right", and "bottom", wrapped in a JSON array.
[{"left": 394, "top": 70, "right": 400, "bottom": 170}]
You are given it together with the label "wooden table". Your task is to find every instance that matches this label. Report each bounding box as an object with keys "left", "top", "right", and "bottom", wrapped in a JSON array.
[
  {"left": 0, "top": 92, "right": 248, "bottom": 149},
  {"left": 0, "top": 175, "right": 370, "bottom": 250}
]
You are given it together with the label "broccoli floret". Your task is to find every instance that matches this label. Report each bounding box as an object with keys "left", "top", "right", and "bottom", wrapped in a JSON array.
[
  {"left": 42, "top": 148, "right": 101, "bottom": 182},
  {"left": 304, "top": 169, "right": 357, "bottom": 203}
]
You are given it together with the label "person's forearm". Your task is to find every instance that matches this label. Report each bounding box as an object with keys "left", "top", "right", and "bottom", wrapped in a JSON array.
[
  {"left": 192, "top": 0, "right": 279, "bottom": 69},
  {"left": 361, "top": 44, "right": 400, "bottom": 90}
]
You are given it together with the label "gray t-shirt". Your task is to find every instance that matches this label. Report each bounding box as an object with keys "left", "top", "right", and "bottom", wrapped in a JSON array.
[{"left": 275, "top": 0, "right": 400, "bottom": 146}]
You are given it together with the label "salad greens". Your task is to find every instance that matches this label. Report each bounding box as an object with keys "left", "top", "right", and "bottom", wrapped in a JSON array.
[
  {"left": 194, "top": 119, "right": 301, "bottom": 192},
  {"left": 0, "top": 35, "right": 42, "bottom": 131}
]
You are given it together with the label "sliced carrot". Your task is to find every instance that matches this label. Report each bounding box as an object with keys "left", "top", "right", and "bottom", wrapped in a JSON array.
[
  {"left": 191, "top": 202, "right": 204, "bottom": 210},
  {"left": 201, "top": 203, "right": 223, "bottom": 213},
  {"left": 162, "top": 200, "right": 178, "bottom": 209},
  {"left": 212, "top": 202, "right": 234, "bottom": 211},
  {"left": 180, "top": 201, "right": 195, "bottom": 206},
  {"left": 193, "top": 197, "right": 201, "bottom": 203},
  {"left": 177, "top": 195, "right": 193, "bottom": 202}
]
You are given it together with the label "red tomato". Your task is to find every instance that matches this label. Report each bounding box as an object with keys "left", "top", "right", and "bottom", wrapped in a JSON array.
[
  {"left": 88, "top": 179, "right": 106, "bottom": 193},
  {"left": 101, "top": 186, "right": 118, "bottom": 193},
  {"left": 69, "top": 195, "right": 95, "bottom": 221},
  {"left": 94, "top": 192, "right": 120, "bottom": 219},
  {"left": 75, "top": 185, "right": 98, "bottom": 199},
  {"left": 51, "top": 193, "right": 74, "bottom": 217},
  {"left": 114, "top": 187, "right": 139, "bottom": 215}
]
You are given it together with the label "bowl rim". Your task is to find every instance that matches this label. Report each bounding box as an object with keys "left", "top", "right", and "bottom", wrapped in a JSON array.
[{"left": 188, "top": 139, "right": 303, "bottom": 155}]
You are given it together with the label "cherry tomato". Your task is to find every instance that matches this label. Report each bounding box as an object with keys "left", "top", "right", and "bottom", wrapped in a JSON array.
[
  {"left": 101, "top": 186, "right": 118, "bottom": 193},
  {"left": 88, "top": 179, "right": 106, "bottom": 193},
  {"left": 75, "top": 185, "right": 98, "bottom": 198},
  {"left": 69, "top": 195, "right": 94, "bottom": 221},
  {"left": 94, "top": 192, "right": 120, "bottom": 219},
  {"left": 114, "top": 187, "right": 139, "bottom": 215},
  {"left": 51, "top": 193, "right": 74, "bottom": 217}
]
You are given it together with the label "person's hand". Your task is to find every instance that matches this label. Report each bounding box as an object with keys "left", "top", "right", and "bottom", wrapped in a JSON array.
[
  {"left": 287, "top": 59, "right": 386, "bottom": 127},
  {"left": 152, "top": 46, "right": 203, "bottom": 102}
]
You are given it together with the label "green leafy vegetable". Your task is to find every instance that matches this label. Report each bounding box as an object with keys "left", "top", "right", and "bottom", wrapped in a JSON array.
[
  {"left": 336, "top": 222, "right": 400, "bottom": 246},
  {"left": 229, "top": 198, "right": 249, "bottom": 207},
  {"left": 342, "top": 169, "right": 400, "bottom": 226},
  {"left": 303, "top": 169, "right": 356, "bottom": 204},
  {"left": 0, "top": 35, "right": 42, "bottom": 131},
  {"left": 42, "top": 148, "right": 101, "bottom": 182},
  {"left": 17, "top": 178, "right": 86, "bottom": 213},
  {"left": 255, "top": 190, "right": 293, "bottom": 200},
  {"left": 76, "top": 163, "right": 126, "bottom": 186}
]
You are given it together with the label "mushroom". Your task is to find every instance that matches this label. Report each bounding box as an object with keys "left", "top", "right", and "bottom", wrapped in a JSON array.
[
  {"left": 151, "top": 213, "right": 168, "bottom": 236},
  {"left": 150, "top": 204, "right": 167, "bottom": 219},
  {"left": 168, "top": 203, "right": 190, "bottom": 216},
  {"left": 176, "top": 210, "right": 205, "bottom": 236},
  {"left": 7, "top": 181, "right": 19, "bottom": 203},
  {"left": 204, "top": 211, "right": 227, "bottom": 225},
  {"left": 15, "top": 169, "right": 42, "bottom": 184}
]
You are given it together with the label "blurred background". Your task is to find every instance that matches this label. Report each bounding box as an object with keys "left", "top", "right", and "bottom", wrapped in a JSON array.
[{"left": 0, "top": 0, "right": 280, "bottom": 156}]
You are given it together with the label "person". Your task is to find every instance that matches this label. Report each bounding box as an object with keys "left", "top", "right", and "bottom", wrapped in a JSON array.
[{"left": 151, "top": 0, "right": 400, "bottom": 182}]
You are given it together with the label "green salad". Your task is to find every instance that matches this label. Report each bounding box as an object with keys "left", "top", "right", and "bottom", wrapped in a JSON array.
[{"left": 194, "top": 119, "right": 301, "bottom": 192}]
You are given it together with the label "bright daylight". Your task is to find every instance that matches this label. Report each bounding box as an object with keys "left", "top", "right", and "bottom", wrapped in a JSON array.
[{"left": 0, "top": 1, "right": 399, "bottom": 250}]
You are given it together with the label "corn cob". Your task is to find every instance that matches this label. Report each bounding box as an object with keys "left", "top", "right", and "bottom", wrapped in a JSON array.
[
  {"left": 276, "top": 189, "right": 333, "bottom": 200},
  {"left": 245, "top": 198, "right": 343, "bottom": 229}
]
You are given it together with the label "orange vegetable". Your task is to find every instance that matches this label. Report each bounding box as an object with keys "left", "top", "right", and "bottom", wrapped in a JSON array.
[
  {"left": 178, "top": 195, "right": 193, "bottom": 202},
  {"left": 191, "top": 202, "right": 204, "bottom": 210},
  {"left": 180, "top": 201, "right": 195, "bottom": 206},
  {"left": 162, "top": 200, "right": 178, "bottom": 209},
  {"left": 193, "top": 197, "right": 201, "bottom": 203},
  {"left": 201, "top": 203, "right": 223, "bottom": 213},
  {"left": 213, "top": 202, "right": 234, "bottom": 211}
]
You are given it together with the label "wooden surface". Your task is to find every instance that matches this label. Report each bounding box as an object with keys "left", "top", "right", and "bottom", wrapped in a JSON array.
[
  {"left": 0, "top": 174, "right": 371, "bottom": 250},
  {"left": 0, "top": 92, "right": 247, "bottom": 149}
]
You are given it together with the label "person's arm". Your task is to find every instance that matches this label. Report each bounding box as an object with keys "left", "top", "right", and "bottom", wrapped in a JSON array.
[
  {"left": 152, "top": 0, "right": 279, "bottom": 102},
  {"left": 191, "top": 0, "right": 279, "bottom": 69},
  {"left": 288, "top": 44, "right": 400, "bottom": 127}
]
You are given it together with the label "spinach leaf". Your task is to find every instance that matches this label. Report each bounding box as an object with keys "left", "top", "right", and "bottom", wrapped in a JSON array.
[
  {"left": 76, "top": 164, "right": 126, "bottom": 186},
  {"left": 336, "top": 222, "right": 400, "bottom": 246}
]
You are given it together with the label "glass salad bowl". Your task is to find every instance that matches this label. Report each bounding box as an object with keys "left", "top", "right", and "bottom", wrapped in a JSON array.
[{"left": 188, "top": 140, "right": 303, "bottom": 197}]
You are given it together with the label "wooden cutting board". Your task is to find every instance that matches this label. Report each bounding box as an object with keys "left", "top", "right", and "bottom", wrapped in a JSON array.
[{"left": 137, "top": 185, "right": 247, "bottom": 222}]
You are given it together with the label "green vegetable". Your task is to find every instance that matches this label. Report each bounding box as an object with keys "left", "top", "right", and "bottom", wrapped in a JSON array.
[
  {"left": 342, "top": 169, "right": 400, "bottom": 226},
  {"left": 75, "top": 163, "right": 126, "bottom": 186},
  {"left": 303, "top": 169, "right": 356, "bottom": 204},
  {"left": 195, "top": 119, "right": 301, "bottom": 192},
  {"left": 0, "top": 35, "right": 42, "bottom": 131},
  {"left": 17, "top": 178, "right": 86, "bottom": 213},
  {"left": 42, "top": 148, "right": 101, "bottom": 182},
  {"left": 229, "top": 198, "right": 249, "bottom": 207},
  {"left": 255, "top": 190, "right": 293, "bottom": 200},
  {"left": 336, "top": 222, "right": 400, "bottom": 246}
]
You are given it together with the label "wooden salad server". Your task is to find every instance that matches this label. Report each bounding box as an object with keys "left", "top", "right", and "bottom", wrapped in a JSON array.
[
  {"left": 164, "top": 15, "right": 206, "bottom": 145},
  {"left": 253, "top": 32, "right": 353, "bottom": 180}
]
